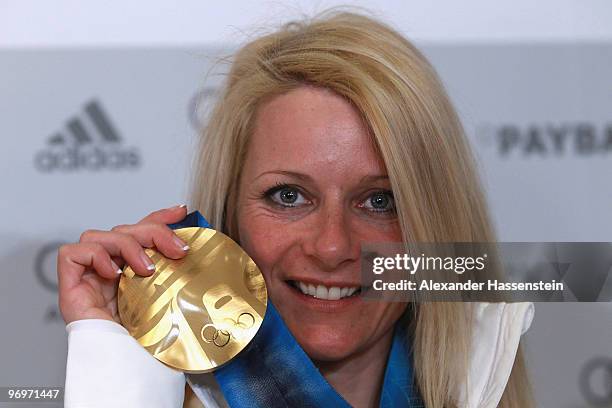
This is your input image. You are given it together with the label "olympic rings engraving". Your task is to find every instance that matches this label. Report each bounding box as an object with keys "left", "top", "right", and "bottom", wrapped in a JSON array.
[
  {"left": 200, "top": 312, "right": 256, "bottom": 348},
  {"left": 201, "top": 324, "right": 231, "bottom": 347}
]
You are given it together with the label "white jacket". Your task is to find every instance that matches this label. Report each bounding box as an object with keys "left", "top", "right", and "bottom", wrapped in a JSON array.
[{"left": 63, "top": 302, "right": 534, "bottom": 408}]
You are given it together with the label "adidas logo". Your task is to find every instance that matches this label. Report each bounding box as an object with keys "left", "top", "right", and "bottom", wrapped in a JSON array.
[{"left": 34, "top": 99, "right": 142, "bottom": 172}]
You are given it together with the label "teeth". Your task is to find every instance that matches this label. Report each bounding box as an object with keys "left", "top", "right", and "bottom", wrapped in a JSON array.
[
  {"left": 293, "top": 281, "right": 359, "bottom": 300},
  {"left": 328, "top": 287, "right": 341, "bottom": 300},
  {"left": 315, "top": 285, "right": 328, "bottom": 299}
]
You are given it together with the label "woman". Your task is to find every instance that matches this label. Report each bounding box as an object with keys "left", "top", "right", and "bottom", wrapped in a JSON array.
[{"left": 59, "top": 9, "right": 535, "bottom": 408}]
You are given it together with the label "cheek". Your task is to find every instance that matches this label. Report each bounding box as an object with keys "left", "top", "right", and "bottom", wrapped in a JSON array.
[{"left": 237, "top": 213, "right": 297, "bottom": 279}]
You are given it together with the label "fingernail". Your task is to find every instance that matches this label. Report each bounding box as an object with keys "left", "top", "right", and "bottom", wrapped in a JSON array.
[
  {"left": 176, "top": 204, "right": 187, "bottom": 209},
  {"left": 140, "top": 252, "right": 156, "bottom": 271},
  {"left": 111, "top": 260, "right": 123, "bottom": 275},
  {"left": 173, "top": 235, "right": 190, "bottom": 251}
]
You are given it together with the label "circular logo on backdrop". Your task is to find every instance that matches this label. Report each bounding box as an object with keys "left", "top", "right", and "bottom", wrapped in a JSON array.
[
  {"left": 579, "top": 356, "right": 612, "bottom": 406},
  {"left": 34, "top": 241, "right": 66, "bottom": 293},
  {"left": 188, "top": 87, "right": 219, "bottom": 132}
]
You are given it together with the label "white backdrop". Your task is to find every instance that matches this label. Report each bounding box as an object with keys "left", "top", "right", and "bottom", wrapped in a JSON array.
[
  {"left": 0, "top": 2, "right": 611, "bottom": 407},
  {"left": 2, "top": 0, "right": 612, "bottom": 45}
]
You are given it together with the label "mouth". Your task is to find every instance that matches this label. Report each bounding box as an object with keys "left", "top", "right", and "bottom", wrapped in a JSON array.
[{"left": 286, "top": 280, "right": 362, "bottom": 300}]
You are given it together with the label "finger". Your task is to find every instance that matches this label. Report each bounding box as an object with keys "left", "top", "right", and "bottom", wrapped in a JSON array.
[
  {"left": 57, "top": 242, "right": 122, "bottom": 293},
  {"left": 137, "top": 204, "right": 188, "bottom": 225},
  {"left": 79, "top": 229, "right": 168, "bottom": 277},
  {"left": 111, "top": 255, "right": 125, "bottom": 269},
  {"left": 110, "top": 223, "right": 190, "bottom": 260}
]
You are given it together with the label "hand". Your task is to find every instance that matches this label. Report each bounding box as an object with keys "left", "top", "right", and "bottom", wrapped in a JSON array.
[{"left": 57, "top": 205, "right": 191, "bottom": 325}]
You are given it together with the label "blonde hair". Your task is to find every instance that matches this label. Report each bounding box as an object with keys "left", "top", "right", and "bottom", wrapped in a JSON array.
[{"left": 190, "top": 7, "right": 533, "bottom": 408}]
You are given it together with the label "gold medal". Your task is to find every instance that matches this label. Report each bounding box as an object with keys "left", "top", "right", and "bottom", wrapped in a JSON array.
[{"left": 117, "top": 227, "right": 267, "bottom": 373}]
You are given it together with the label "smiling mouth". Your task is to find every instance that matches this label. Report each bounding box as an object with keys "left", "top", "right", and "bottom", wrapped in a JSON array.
[{"left": 287, "top": 280, "right": 362, "bottom": 300}]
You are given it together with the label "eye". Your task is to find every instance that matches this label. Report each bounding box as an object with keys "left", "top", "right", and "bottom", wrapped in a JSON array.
[
  {"left": 265, "top": 184, "right": 308, "bottom": 207},
  {"left": 360, "top": 191, "right": 395, "bottom": 213}
]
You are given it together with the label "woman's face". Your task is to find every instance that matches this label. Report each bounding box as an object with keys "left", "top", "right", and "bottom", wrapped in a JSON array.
[{"left": 236, "top": 86, "right": 406, "bottom": 362}]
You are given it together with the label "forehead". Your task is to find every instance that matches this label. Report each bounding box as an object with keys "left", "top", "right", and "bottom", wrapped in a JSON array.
[{"left": 248, "top": 86, "right": 385, "bottom": 175}]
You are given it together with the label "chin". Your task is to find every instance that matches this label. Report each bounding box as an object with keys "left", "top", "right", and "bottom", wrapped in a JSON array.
[{"left": 287, "top": 320, "right": 360, "bottom": 362}]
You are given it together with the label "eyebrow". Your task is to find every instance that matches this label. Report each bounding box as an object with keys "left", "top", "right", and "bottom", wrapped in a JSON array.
[
  {"left": 253, "top": 171, "right": 389, "bottom": 183},
  {"left": 359, "top": 175, "right": 389, "bottom": 183},
  {"left": 253, "top": 170, "right": 314, "bottom": 182}
]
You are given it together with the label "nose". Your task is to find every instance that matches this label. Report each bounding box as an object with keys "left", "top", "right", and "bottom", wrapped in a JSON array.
[{"left": 302, "top": 201, "right": 359, "bottom": 271}]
